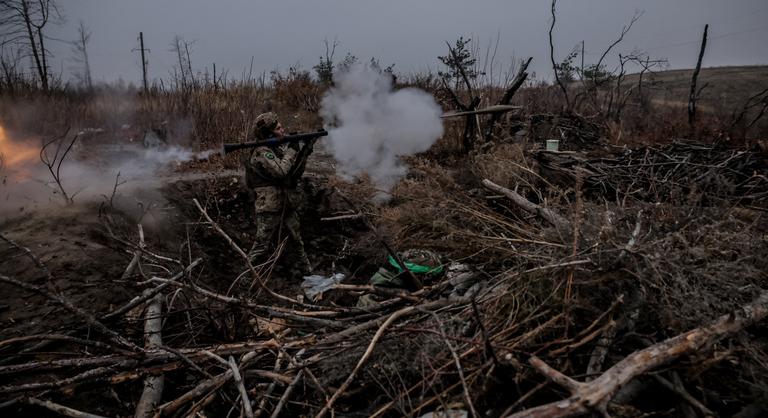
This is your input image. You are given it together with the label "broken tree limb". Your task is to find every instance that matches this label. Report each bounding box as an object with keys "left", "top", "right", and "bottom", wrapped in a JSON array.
[
  {"left": 104, "top": 258, "right": 201, "bottom": 322},
  {"left": 192, "top": 198, "right": 324, "bottom": 308},
  {"left": 122, "top": 224, "right": 146, "bottom": 280},
  {"left": 0, "top": 274, "right": 140, "bottom": 351},
  {"left": 135, "top": 292, "right": 165, "bottom": 418},
  {"left": 315, "top": 306, "right": 414, "bottom": 418},
  {"left": 484, "top": 57, "right": 533, "bottom": 141},
  {"left": 25, "top": 397, "right": 108, "bottom": 418},
  {"left": 228, "top": 356, "right": 254, "bottom": 418},
  {"left": 506, "top": 289, "right": 768, "bottom": 418},
  {"left": 482, "top": 179, "right": 572, "bottom": 232},
  {"left": 154, "top": 370, "right": 234, "bottom": 417},
  {"left": 654, "top": 374, "right": 715, "bottom": 418}
]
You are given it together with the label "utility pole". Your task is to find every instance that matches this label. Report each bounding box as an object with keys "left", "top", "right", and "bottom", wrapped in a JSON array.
[{"left": 133, "top": 32, "right": 149, "bottom": 94}]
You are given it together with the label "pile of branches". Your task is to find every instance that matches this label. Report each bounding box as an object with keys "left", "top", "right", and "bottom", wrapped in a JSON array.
[
  {"left": 536, "top": 139, "right": 768, "bottom": 206},
  {"left": 1, "top": 148, "right": 768, "bottom": 418}
]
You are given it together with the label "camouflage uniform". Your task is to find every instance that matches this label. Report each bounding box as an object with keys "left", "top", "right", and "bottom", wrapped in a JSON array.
[{"left": 244, "top": 113, "right": 314, "bottom": 275}]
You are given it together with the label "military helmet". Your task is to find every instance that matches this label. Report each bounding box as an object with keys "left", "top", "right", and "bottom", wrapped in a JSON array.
[
  {"left": 253, "top": 112, "right": 280, "bottom": 139},
  {"left": 388, "top": 249, "right": 443, "bottom": 275}
]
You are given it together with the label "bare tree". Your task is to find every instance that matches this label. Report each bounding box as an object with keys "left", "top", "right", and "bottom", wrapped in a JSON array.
[
  {"left": 0, "top": 0, "right": 61, "bottom": 92},
  {"left": 40, "top": 128, "right": 79, "bottom": 205},
  {"left": 0, "top": 43, "right": 25, "bottom": 94},
  {"left": 313, "top": 37, "right": 338, "bottom": 85},
  {"left": 170, "top": 35, "right": 196, "bottom": 90},
  {"left": 70, "top": 20, "right": 92, "bottom": 90}
]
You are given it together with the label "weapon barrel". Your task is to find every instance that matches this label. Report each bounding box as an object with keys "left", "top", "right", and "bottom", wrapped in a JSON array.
[{"left": 222, "top": 129, "right": 328, "bottom": 155}]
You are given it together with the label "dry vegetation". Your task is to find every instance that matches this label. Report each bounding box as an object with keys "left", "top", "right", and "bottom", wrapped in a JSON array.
[{"left": 0, "top": 37, "right": 767, "bottom": 418}]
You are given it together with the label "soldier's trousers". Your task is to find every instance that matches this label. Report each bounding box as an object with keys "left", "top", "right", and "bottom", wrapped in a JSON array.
[{"left": 251, "top": 186, "right": 311, "bottom": 275}]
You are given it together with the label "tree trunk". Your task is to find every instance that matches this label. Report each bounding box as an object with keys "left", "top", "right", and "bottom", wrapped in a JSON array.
[{"left": 688, "top": 24, "right": 709, "bottom": 128}]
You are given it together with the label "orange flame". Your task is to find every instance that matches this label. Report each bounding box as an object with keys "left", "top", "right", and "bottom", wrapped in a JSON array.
[{"left": 0, "top": 125, "right": 40, "bottom": 172}]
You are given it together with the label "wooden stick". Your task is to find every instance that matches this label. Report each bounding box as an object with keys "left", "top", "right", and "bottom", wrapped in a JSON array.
[
  {"left": 229, "top": 356, "right": 254, "bottom": 418},
  {"left": 315, "top": 305, "right": 416, "bottom": 418},
  {"left": 192, "top": 198, "right": 320, "bottom": 308},
  {"left": 0, "top": 274, "right": 140, "bottom": 351},
  {"left": 316, "top": 297, "right": 464, "bottom": 346},
  {"left": 320, "top": 213, "right": 362, "bottom": 221},
  {"left": 103, "top": 258, "right": 202, "bottom": 321},
  {"left": 146, "top": 277, "right": 345, "bottom": 328},
  {"left": 506, "top": 290, "right": 768, "bottom": 418},
  {"left": 269, "top": 369, "right": 303, "bottom": 418},
  {"left": 254, "top": 352, "right": 285, "bottom": 418},
  {"left": 654, "top": 374, "right": 715, "bottom": 418},
  {"left": 482, "top": 179, "right": 571, "bottom": 233},
  {"left": 154, "top": 370, "right": 234, "bottom": 417},
  {"left": 0, "top": 340, "right": 280, "bottom": 376},
  {"left": 25, "top": 397, "right": 108, "bottom": 418},
  {"left": 121, "top": 224, "right": 145, "bottom": 279}
]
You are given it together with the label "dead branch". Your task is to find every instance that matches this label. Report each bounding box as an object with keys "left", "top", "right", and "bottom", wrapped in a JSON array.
[
  {"left": 688, "top": 24, "right": 709, "bottom": 128},
  {"left": 154, "top": 370, "right": 234, "bottom": 417},
  {"left": 39, "top": 129, "right": 79, "bottom": 204},
  {"left": 653, "top": 374, "right": 715, "bottom": 418},
  {"left": 25, "top": 397, "right": 108, "bottom": 418},
  {"left": 0, "top": 233, "right": 52, "bottom": 280},
  {"left": 315, "top": 306, "right": 414, "bottom": 418},
  {"left": 254, "top": 352, "right": 286, "bottom": 418},
  {"left": 0, "top": 274, "right": 140, "bottom": 351},
  {"left": 549, "top": 0, "right": 570, "bottom": 110},
  {"left": 228, "top": 355, "right": 254, "bottom": 418},
  {"left": 122, "top": 224, "right": 146, "bottom": 280},
  {"left": 269, "top": 369, "right": 302, "bottom": 418},
  {"left": 103, "top": 258, "right": 202, "bottom": 321},
  {"left": 506, "top": 289, "right": 768, "bottom": 418},
  {"left": 482, "top": 179, "right": 571, "bottom": 232},
  {"left": 317, "top": 297, "right": 465, "bottom": 347},
  {"left": 135, "top": 292, "right": 165, "bottom": 418},
  {"left": 192, "top": 198, "right": 323, "bottom": 307},
  {"left": 420, "top": 308, "right": 479, "bottom": 418},
  {"left": 146, "top": 276, "right": 346, "bottom": 328},
  {"left": 485, "top": 57, "right": 533, "bottom": 141}
]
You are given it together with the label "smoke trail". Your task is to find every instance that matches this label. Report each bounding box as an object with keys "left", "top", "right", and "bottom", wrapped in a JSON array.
[
  {"left": 0, "top": 132, "right": 214, "bottom": 218},
  {"left": 320, "top": 63, "right": 443, "bottom": 194}
]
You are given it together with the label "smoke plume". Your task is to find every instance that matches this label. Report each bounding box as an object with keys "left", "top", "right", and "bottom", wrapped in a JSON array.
[
  {"left": 0, "top": 130, "right": 212, "bottom": 220},
  {"left": 320, "top": 63, "right": 443, "bottom": 194}
]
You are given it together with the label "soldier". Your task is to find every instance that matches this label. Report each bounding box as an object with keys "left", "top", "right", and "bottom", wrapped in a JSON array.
[{"left": 244, "top": 112, "right": 315, "bottom": 275}]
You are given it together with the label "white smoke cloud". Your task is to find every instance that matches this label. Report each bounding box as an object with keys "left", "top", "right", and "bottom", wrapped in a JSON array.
[
  {"left": 320, "top": 63, "right": 443, "bottom": 193},
  {"left": 0, "top": 136, "right": 214, "bottom": 220}
]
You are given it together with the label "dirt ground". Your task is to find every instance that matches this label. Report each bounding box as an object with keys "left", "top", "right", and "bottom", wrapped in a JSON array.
[
  {"left": 0, "top": 148, "right": 372, "bottom": 342},
  {"left": 2, "top": 126, "right": 768, "bottom": 417}
]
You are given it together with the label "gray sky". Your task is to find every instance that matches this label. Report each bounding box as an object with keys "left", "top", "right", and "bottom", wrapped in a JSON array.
[{"left": 43, "top": 0, "right": 768, "bottom": 85}]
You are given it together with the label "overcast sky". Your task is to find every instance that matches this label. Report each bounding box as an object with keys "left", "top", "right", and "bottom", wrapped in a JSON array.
[{"left": 42, "top": 0, "right": 768, "bottom": 85}]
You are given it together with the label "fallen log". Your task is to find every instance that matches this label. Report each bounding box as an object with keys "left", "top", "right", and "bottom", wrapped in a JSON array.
[
  {"left": 506, "top": 289, "right": 768, "bottom": 418},
  {"left": 135, "top": 293, "right": 165, "bottom": 418}
]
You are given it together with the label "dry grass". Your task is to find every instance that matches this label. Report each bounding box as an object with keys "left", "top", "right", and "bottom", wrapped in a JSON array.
[{"left": 1, "top": 65, "right": 768, "bottom": 417}]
